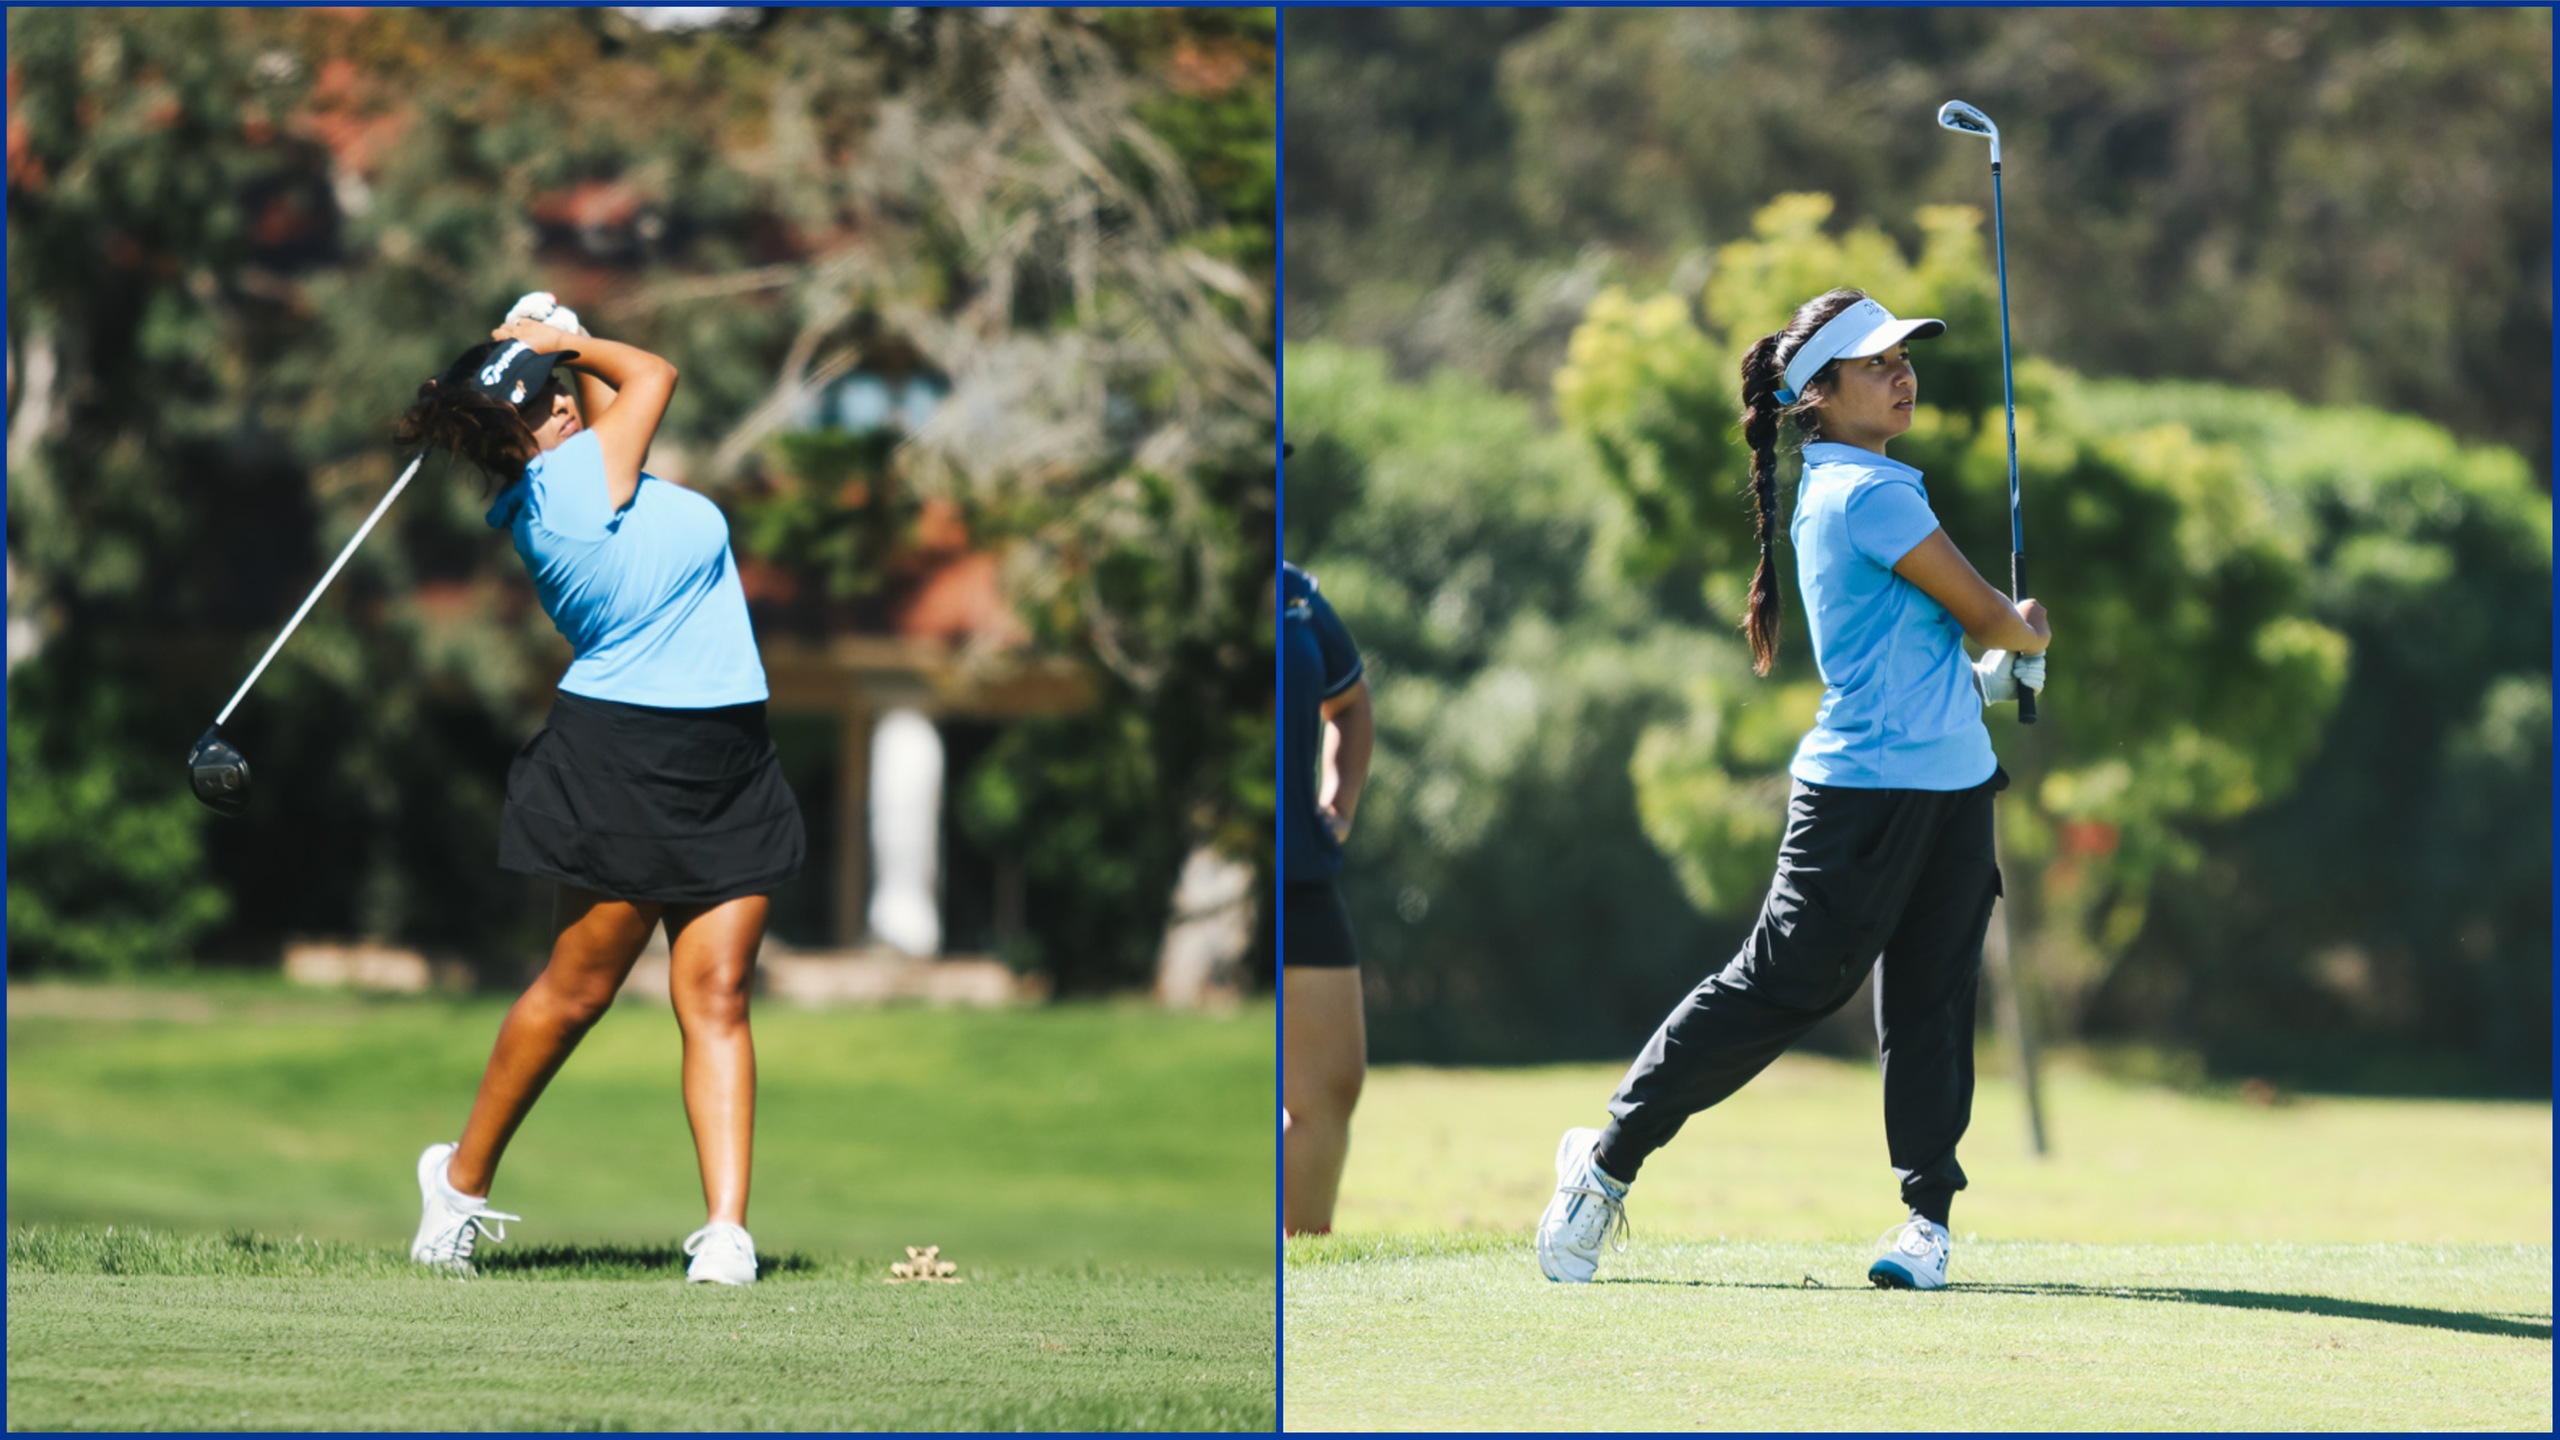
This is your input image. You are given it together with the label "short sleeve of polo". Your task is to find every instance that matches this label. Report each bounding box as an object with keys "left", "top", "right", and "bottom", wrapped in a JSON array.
[
  {"left": 519, "top": 430, "right": 617, "bottom": 541},
  {"left": 1845, "top": 475, "right": 1942, "bottom": 570},
  {"left": 1305, "top": 583, "right": 1365, "bottom": 699}
]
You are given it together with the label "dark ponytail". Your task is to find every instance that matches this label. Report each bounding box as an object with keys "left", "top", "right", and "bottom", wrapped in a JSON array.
[
  {"left": 391, "top": 354, "right": 561, "bottom": 497},
  {"left": 1735, "top": 286, "right": 1870, "bottom": 676}
]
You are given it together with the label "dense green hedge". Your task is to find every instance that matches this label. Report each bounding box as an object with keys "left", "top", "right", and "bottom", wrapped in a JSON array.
[{"left": 1287, "top": 201, "right": 2547, "bottom": 1090}]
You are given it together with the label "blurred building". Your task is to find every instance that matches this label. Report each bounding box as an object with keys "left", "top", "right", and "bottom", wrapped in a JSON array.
[{"left": 740, "top": 369, "right": 1097, "bottom": 963}]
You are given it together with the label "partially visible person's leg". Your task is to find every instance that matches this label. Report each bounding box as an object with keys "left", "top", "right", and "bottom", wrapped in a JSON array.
[
  {"left": 664, "top": 893, "right": 769, "bottom": 1228},
  {"left": 1283, "top": 880, "right": 1364, "bottom": 1236},
  {"left": 1873, "top": 783, "right": 1999, "bottom": 1229},
  {"left": 1284, "top": 970, "right": 1365, "bottom": 1235},
  {"left": 448, "top": 884, "right": 663, "bottom": 1197}
]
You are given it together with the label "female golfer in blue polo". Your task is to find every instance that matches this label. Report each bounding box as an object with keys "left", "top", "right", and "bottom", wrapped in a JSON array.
[
  {"left": 395, "top": 299, "right": 803, "bottom": 1285},
  {"left": 1535, "top": 288, "right": 2048, "bottom": 1290}
]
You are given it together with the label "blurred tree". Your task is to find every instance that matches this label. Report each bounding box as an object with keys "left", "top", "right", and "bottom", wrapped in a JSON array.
[
  {"left": 2062, "top": 379, "right": 2551, "bottom": 1091},
  {"left": 6, "top": 7, "right": 1273, "bottom": 992},
  {"left": 1286, "top": 343, "right": 1744, "bottom": 1061},
  {"left": 1312, "top": 190, "right": 2542, "bottom": 1086},
  {"left": 1287, "top": 7, "right": 2552, "bottom": 476},
  {"left": 6, "top": 658, "right": 229, "bottom": 976}
]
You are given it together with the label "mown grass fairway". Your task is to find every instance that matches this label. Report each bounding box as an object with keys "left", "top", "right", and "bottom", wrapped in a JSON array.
[
  {"left": 8, "top": 980, "right": 1276, "bottom": 1431},
  {"left": 1286, "top": 1055, "right": 2549, "bottom": 1431}
]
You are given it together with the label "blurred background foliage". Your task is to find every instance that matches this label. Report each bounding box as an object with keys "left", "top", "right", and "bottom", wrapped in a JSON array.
[
  {"left": 1284, "top": 8, "right": 2549, "bottom": 1092},
  {"left": 8, "top": 7, "right": 1275, "bottom": 994}
]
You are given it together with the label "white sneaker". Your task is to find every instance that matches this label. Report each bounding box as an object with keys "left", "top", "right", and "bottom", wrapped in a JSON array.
[
  {"left": 409, "top": 1142, "right": 520, "bottom": 1274},
  {"left": 1534, "top": 1127, "right": 1630, "bottom": 1283},
  {"left": 1868, "top": 1215, "right": 1951, "bottom": 1290},
  {"left": 683, "top": 1222, "right": 758, "bottom": 1285}
]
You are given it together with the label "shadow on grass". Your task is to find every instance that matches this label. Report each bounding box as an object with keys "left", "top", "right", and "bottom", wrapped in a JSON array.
[
  {"left": 475, "top": 1242, "right": 819, "bottom": 1280},
  {"left": 1600, "top": 1276, "right": 2552, "bottom": 1341},
  {"left": 1962, "top": 1282, "right": 2552, "bottom": 1342}
]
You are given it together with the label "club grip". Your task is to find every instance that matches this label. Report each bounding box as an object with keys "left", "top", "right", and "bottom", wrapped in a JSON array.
[{"left": 2012, "top": 552, "right": 2037, "bottom": 725}]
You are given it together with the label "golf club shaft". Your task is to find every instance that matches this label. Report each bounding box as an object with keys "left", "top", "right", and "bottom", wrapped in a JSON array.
[
  {"left": 1988, "top": 159, "right": 2036, "bottom": 724},
  {"left": 214, "top": 447, "right": 430, "bottom": 728}
]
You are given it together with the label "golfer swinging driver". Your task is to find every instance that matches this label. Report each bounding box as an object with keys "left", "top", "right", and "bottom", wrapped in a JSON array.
[
  {"left": 1532, "top": 269, "right": 2051, "bottom": 1289},
  {"left": 388, "top": 293, "right": 805, "bottom": 1284}
]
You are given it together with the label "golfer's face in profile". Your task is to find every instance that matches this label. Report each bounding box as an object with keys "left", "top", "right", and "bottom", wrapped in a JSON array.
[
  {"left": 1820, "top": 342, "right": 1918, "bottom": 448},
  {"left": 529, "top": 384, "right": 582, "bottom": 452}
]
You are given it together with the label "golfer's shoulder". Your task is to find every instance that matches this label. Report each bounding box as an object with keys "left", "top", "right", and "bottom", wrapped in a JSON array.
[{"left": 511, "top": 431, "right": 617, "bottom": 540}]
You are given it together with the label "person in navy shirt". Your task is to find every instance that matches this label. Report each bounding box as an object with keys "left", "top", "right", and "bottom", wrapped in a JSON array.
[
  {"left": 1535, "top": 289, "right": 2050, "bottom": 1290},
  {"left": 1281, "top": 546, "right": 1373, "bottom": 1237},
  {"left": 390, "top": 302, "right": 804, "bottom": 1286}
]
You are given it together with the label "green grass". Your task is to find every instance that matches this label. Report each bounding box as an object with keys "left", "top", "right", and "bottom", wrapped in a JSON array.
[
  {"left": 1286, "top": 1055, "right": 2551, "bottom": 1431},
  {"left": 8, "top": 978, "right": 1272, "bottom": 1268},
  {"left": 1333, "top": 1052, "right": 2551, "bottom": 1244},
  {"left": 13, "top": 1226, "right": 1269, "bottom": 1430},
  {"left": 8, "top": 980, "right": 1276, "bottom": 1430}
]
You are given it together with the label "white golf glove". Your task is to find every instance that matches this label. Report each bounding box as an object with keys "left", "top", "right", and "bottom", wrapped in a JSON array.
[
  {"left": 1973, "top": 648, "right": 2048, "bottom": 707},
  {"left": 502, "top": 290, "right": 584, "bottom": 337}
]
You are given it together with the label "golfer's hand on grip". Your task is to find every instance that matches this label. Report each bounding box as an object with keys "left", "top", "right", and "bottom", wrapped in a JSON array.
[{"left": 2014, "top": 596, "right": 2050, "bottom": 654}]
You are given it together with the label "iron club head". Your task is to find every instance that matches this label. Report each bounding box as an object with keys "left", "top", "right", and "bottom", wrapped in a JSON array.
[
  {"left": 186, "top": 724, "right": 253, "bottom": 817},
  {"left": 1937, "top": 100, "right": 2001, "bottom": 163}
]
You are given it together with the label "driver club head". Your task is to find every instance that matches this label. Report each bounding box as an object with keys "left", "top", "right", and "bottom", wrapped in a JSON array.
[{"left": 186, "top": 724, "right": 253, "bottom": 817}]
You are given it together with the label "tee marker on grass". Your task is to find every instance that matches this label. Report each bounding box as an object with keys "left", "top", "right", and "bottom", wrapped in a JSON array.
[{"left": 887, "top": 1245, "right": 964, "bottom": 1283}]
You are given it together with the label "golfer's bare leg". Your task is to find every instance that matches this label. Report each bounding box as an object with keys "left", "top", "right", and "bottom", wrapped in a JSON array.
[
  {"left": 448, "top": 885, "right": 661, "bottom": 1197},
  {"left": 666, "top": 894, "right": 767, "bottom": 1228},
  {"left": 1283, "top": 966, "right": 1367, "bottom": 1236}
]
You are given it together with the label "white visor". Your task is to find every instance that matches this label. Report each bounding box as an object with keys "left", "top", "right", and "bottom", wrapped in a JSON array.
[{"left": 1776, "top": 298, "right": 1945, "bottom": 403}]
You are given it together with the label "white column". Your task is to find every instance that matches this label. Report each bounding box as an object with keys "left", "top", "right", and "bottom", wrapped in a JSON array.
[
  {"left": 866, "top": 707, "right": 944, "bottom": 956},
  {"left": 1154, "top": 845, "right": 1256, "bottom": 1009}
]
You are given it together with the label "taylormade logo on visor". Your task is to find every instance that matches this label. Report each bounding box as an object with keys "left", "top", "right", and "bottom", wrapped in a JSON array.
[{"left": 480, "top": 342, "right": 530, "bottom": 387}]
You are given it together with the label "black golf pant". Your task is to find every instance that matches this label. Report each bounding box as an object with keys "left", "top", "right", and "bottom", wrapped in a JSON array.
[{"left": 1593, "top": 771, "right": 2003, "bottom": 1226}]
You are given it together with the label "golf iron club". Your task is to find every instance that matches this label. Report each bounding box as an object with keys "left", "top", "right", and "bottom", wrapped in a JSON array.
[
  {"left": 186, "top": 446, "right": 432, "bottom": 815},
  {"left": 1937, "top": 98, "right": 2036, "bottom": 723}
]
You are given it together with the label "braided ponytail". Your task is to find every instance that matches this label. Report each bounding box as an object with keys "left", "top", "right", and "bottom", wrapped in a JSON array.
[
  {"left": 1733, "top": 286, "right": 1871, "bottom": 676},
  {"left": 1738, "top": 334, "right": 1789, "bottom": 677}
]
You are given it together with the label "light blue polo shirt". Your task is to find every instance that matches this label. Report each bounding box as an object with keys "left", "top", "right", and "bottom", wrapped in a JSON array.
[
  {"left": 485, "top": 429, "right": 769, "bottom": 709},
  {"left": 1787, "top": 441, "right": 1995, "bottom": 791}
]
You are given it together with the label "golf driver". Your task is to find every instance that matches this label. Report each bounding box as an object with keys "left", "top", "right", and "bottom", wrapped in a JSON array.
[
  {"left": 186, "top": 446, "right": 432, "bottom": 814},
  {"left": 1937, "top": 98, "right": 2036, "bottom": 723}
]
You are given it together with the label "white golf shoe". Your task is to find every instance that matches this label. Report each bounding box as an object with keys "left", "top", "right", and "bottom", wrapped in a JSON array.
[
  {"left": 410, "top": 1142, "right": 519, "bottom": 1274},
  {"left": 1534, "top": 1126, "right": 1630, "bottom": 1283},
  {"left": 1868, "top": 1215, "right": 1951, "bottom": 1290},
  {"left": 683, "top": 1222, "right": 759, "bottom": 1286}
]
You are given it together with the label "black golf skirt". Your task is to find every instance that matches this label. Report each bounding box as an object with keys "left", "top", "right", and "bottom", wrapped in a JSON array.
[
  {"left": 1283, "top": 879, "right": 1359, "bottom": 970},
  {"left": 498, "top": 689, "right": 806, "bottom": 906}
]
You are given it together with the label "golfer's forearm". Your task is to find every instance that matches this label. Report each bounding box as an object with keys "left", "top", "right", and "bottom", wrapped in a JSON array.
[
  {"left": 1894, "top": 531, "right": 2048, "bottom": 654},
  {"left": 1970, "top": 611, "right": 2047, "bottom": 655},
  {"left": 561, "top": 335, "right": 677, "bottom": 394},
  {"left": 572, "top": 368, "right": 616, "bottom": 425},
  {"left": 1321, "top": 693, "right": 1375, "bottom": 820}
]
